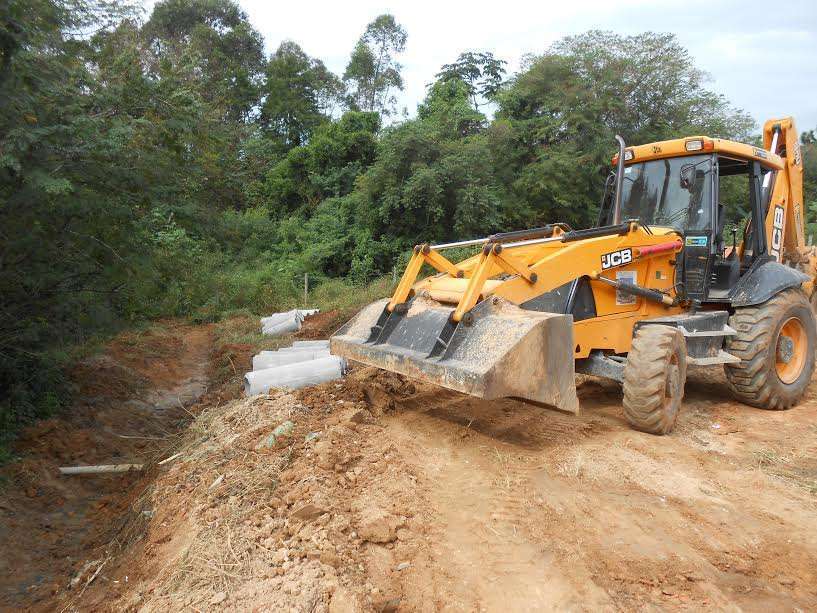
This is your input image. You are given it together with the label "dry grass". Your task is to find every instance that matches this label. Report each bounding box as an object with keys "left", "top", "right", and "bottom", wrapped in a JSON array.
[
  {"left": 558, "top": 450, "right": 586, "bottom": 479},
  {"left": 137, "top": 393, "right": 301, "bottom": 610},
  {"left": 754, "top": 448, "right": 817, "bottom": 494}
]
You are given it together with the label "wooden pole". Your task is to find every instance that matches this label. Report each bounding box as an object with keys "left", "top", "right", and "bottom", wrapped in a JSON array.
[
  {"left": 59, "top": 464, "right": 143, "bottom": 475},
  {"left": 304, "top": 272, "right": 308, "bottom": 303}
]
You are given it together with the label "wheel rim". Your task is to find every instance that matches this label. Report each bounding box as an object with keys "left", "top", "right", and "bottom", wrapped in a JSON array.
[
  {"left": 663, "top": 354, "right": 680, "bottom": 411},
  {"left": 775, "top": 316, "right": 808, "bottom": 384}
]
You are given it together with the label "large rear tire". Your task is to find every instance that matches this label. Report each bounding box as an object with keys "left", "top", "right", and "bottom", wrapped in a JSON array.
[
  {"left": 724, "top": 288, "right": 816, "bottom": 410},
  {"left": 622, "top": 325, "right": 687, "bottom": 435}
]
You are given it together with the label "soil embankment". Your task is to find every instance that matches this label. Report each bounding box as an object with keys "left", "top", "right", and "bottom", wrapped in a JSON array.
[{"left": 2, "top": 318, "right": 816, "bottom": 611}]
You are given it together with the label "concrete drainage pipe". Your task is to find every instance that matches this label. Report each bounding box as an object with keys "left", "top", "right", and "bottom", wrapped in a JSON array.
[
  {"left": 244, "top": 355, "right": 347, "bottom": 396},
  {"left": 261, "top": 309, "right": 319, "bottom": 327},
  {"left": 291, "top": 340, "right": 330, "bottom": 349},
  {"left": 262, "top": 313, "right": 303, "bottom": 336},
  {"left": 251, "top": 348, "right": 330, "bottom": 371}
]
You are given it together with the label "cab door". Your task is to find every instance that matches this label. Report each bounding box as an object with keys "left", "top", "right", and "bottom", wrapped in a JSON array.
[{"left": 678, "top": 158, "right": 717, "bottom": 302}]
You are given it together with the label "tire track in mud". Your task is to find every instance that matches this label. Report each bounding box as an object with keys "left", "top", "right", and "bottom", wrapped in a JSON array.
[
  {"left": 373, "top": 373, "right": 817, "bottom": 612},
  {"left": 383, "top": 393, "right": 612, "bottom": 611}
]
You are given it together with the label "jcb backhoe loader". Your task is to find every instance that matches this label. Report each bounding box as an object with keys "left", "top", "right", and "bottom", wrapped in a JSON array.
[{"left": 331, "top": 117, "right": 816, "bottom": 434}]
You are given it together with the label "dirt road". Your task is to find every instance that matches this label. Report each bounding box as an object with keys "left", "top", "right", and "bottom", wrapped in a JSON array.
[
  {"left": 376, "top": 371, "right": 817, "bottom": 610},
  {"left": 2, "top": 320, "right": 816, "bottom": 611}
]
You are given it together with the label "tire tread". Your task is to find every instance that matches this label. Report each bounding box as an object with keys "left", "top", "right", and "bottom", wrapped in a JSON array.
[
  {"left": 623, "top": 325, "right": 686, "bottom": 434},
  {"left": 724, "top": 288, "right": 815, "bottom": 410}
]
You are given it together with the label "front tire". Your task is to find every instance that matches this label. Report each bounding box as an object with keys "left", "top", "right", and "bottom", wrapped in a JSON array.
[
  {"left": 724, "top": 288, "right": 816, "bottom": 410},
  {"left": 623, "top": 325, "right": 687, "bottom": 435}
]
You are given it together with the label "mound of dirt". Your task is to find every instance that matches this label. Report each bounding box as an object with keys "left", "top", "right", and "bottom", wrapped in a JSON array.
[
  {"left": 76, "top": 372, "right": 430, "bottom": 612},
  {"left": 35, "top": 355, "right": 817, "bottom": 611},
  {"left": 296, "top": 309, "right": 346, "bottom": 340}
]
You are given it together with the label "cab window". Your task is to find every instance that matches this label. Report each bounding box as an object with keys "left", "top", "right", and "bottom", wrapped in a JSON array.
[{"left": 617, "top": 154, "right": 713, "bottom": 233}]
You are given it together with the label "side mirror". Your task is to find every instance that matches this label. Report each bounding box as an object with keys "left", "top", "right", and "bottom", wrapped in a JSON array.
[{"left": 680, "top": 164, "right": 694, "bottom": 190}]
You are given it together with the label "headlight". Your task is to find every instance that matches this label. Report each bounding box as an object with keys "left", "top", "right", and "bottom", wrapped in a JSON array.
[{"left": 685, "top": 138, "right": 713, "bottom": 152}]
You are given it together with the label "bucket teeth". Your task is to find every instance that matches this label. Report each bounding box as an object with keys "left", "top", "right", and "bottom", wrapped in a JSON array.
[{"left": 330, "top": 297, "right": 579, "bottom": 414}]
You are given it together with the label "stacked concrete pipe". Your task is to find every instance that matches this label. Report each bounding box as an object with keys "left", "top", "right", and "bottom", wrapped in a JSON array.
[
  {"left": 244, "top": 354, "right": 346, "bottom": 396},
  {"left": 245, "top": 337, "right": 343, "bottom": 396},
  {"left": 252, "top": 347, "right": 330, "bottom": 370},
  {"left": 260, "top": 309, "right": 320, "bottom": 336}
]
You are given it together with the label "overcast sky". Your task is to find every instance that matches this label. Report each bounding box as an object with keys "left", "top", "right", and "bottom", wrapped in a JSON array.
[{"left": 143, "top": 0, "right": 817, "bottom": 133}]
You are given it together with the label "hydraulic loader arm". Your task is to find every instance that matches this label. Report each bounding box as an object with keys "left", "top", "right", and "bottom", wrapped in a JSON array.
[
  {"left": 389, "top": 222, "right": 683, "bottom": 323},
  {"left": 763, "top": 117, "right": 806, "bottom": 261}
]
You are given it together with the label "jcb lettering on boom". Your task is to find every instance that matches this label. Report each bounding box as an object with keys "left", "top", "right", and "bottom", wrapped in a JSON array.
[
  {"left": 770, "top": 204, "right": 785, "bottom": 261},
  {"left": 601, "top": 248, "right": 633, "bottom": 270}
]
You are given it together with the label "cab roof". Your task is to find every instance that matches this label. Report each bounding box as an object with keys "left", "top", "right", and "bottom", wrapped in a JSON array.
[{"left": 621, "top": 136, "right": 784, "bottom": 170}]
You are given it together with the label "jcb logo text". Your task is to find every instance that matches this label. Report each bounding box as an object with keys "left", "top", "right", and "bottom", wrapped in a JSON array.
[
  {"left": 601, "top": 248, "right": 633, "bottom": 270},
  {"left": 769, "top": 205, "right": 785, "bottom": 261}
]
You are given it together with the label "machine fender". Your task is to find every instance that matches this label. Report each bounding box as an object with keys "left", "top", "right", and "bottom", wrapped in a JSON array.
[{"left": 730, "top": 260, "right": 809, "bottom": 307}]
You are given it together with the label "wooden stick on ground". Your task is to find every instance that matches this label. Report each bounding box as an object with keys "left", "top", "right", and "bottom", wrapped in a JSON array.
[
  {"left": 58, "top": 464, "right": 143, "bottom": 475},
  {"left": 157, "top": 452, "right": 183, "bottom": 465}
]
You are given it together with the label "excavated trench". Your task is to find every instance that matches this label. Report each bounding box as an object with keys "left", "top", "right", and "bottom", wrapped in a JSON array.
[{"left": 0, "top": 324, "right": 213, "bottom": 610}]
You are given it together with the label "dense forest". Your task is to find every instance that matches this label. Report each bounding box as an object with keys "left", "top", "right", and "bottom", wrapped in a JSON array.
[{"left": 2, "top": 0, "right": 816, "bottom": 434}]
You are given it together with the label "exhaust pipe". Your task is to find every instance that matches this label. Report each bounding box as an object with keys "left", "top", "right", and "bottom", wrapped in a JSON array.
[{"left": 612, "top": 135, "right": 626, "bottom": 225}]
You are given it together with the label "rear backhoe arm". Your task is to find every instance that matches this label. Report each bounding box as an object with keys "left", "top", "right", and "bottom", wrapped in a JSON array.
[{"left": 763, "top": 117, "right": 806, "bottom": 260}]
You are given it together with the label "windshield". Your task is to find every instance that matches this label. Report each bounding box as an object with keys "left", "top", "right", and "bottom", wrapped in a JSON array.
[{"left": 618, "top": 154, "right": 713, "bottom": 233}]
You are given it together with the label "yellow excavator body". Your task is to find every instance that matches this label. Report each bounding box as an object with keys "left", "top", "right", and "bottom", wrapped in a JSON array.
[{"left": 331, "top": 117, "right": 816, "bottom": 433}]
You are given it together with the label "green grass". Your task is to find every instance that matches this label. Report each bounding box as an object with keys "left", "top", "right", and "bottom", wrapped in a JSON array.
[
  {"left": 211, "top": 275, "right": 393, "bottom": 344},
  {"left": 307, "top": 276, "right": 393, "bottom": 313},
  {"left": 209, "top": 275, "right": 395, "bottom": 388}
]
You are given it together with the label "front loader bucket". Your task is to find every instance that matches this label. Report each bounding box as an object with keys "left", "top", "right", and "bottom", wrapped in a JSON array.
[{"left": 330, "top": 297, "right": 579, "bottom": 414}]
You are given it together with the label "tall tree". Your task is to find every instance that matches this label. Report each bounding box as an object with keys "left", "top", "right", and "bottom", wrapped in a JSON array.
[
  {"left": 343, "top": 14, "right": 406, "bottom": 117},
  {"left": 801, "top": 129, "right": 817, "bottom": 237},
  {"left": 495, "top": 30, "right": 755, "bottom": 227},
  {"left": 262, "top": 111, "right": 380, "bottom": 213},
  {"left": 261, "top": 41, "right": 343, "bottom": 148},
  {"left": 0, "top": 0, "right": 146, "bottom": 426},
  {"left": 435, "top": 51, "right": 507, "bottom": 111},
  {"left": 143, "top": 0, "right": 264, "bottom": 121},
  {"left": 354, "top": 79, "right": 506, "bottom": 263}
]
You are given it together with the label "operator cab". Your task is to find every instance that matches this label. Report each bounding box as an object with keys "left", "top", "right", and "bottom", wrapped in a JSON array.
[{"left": 599, "top": 137, "right": 780, "bottom": 304}]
